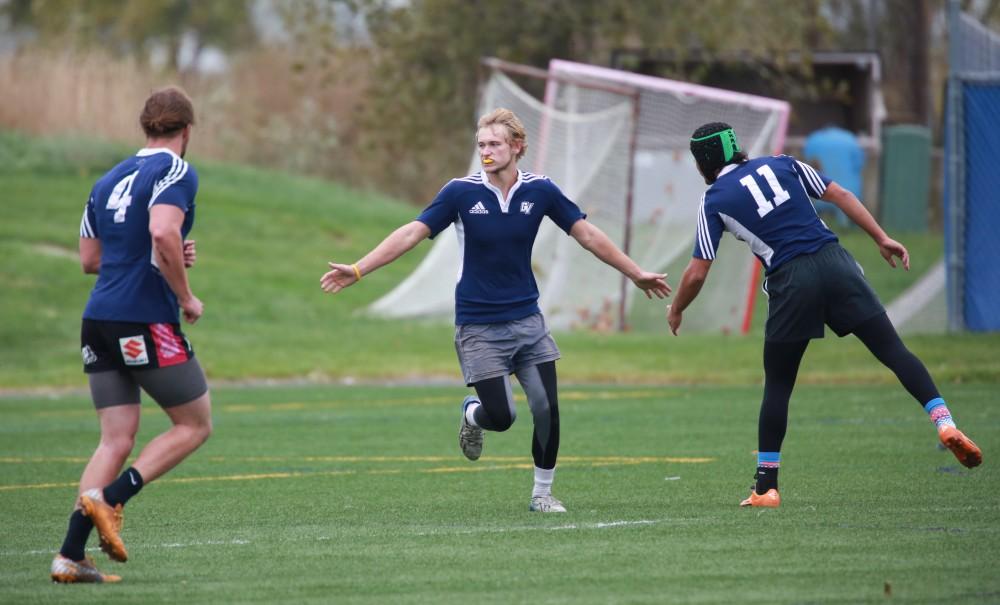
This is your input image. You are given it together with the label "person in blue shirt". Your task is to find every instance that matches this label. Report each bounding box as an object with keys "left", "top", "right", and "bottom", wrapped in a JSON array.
[
  {"left": 803, "top": 125, "right": 865, "bottom": 228},
  {"left": 322, "top": 108, "right": 670, "bottom": 512},
  {"left": 667, "top": 122, "right": 981, "bottom": 508},
  {"left": 52, "top": 87, "right": 213, "bottom": 583}
]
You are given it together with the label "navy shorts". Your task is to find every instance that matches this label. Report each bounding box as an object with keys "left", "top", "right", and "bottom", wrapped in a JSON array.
[{"left": 763, "top": 243, "right": 885, "bottom": 342}]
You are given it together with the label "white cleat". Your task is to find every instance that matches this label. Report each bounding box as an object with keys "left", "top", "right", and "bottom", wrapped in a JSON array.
[
  {"left": 458, "top": 395, "right": 484, "bottom": 461},
  {"left": 529, "top": 495, "right": 567, "bottom": 513}
]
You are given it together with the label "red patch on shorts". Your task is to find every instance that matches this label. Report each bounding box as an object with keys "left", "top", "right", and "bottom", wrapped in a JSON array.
[{"left": 149, "top": 323, "right": 188, "bottom": 367}]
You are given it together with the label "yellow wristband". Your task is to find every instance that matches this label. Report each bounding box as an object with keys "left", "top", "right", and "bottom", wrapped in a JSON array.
[{"left": 351, "top": 264, "right": 362, "bottom": 281}]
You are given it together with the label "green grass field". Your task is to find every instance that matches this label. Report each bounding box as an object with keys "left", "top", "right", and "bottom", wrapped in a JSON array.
[
  {"left": 2, "top": 131, "right": 999, "bottom": 389},
  {"left": 1, "top": 383, "right": 997, "bottom": 603},
  {"left": 2, "top": 132, "right": 999, "bottom": 602}
]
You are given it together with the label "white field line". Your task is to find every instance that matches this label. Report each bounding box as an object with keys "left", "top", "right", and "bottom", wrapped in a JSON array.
[
  {"left": 2, "top": 539, "right": 253, "bottom": 557},
  {"left": 2, "top": 519, "right": 682, "bottom": 557},
  {"left": 412, "top": 518, "right": 701, "bottom": 536}
]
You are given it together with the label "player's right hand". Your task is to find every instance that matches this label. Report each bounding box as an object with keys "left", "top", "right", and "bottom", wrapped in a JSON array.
[
  {"left": 180, "top": 295, "right": 204, "bottom": 324},
  {"left": 877, "top": 237, "right": 910, "bottom": 270},
  {"left": 321, "top": 262, "right": 359, "bottom": 294}
]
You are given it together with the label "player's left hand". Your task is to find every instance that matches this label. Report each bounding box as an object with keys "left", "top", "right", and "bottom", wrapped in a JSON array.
[
  {"left": 633, "top": 271, "right": 671, "bottom": 299},
  {"left": 666, "top": 304, "right": 682, "bottom": 335},
  {"left": 878, "top": 237, "right": 910, "bottom": 270},
  {"left": 183, "top": 240, "right": 197, "bottom": 268},
  {"left": 321, "top": 262, "right": 359, "bottom": 294}
]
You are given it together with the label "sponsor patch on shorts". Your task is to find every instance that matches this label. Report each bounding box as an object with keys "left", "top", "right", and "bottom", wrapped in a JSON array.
[
  {"left": 81, "top": 345, "right": 98, "bottom": 365},
  {"left": 149, "top": 323, "right": 188, "bottom": 367},
  {"left": 119, "top": 335, "right": 149, "bottom": 366}
]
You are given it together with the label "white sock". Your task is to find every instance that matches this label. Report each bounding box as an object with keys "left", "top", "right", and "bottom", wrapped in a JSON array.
[
  {"left": 532, "top": 466, "right": 555, "bottom": 498},
  {"left": 465, "top": 402, "right": 481, "bottom": 427}
]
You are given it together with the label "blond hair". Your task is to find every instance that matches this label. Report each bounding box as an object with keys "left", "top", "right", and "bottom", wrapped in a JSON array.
[{"left": 477, "top": 108, "right": 527, "bottom": 160}]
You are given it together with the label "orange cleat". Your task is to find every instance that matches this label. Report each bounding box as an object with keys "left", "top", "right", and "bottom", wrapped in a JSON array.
[
  {"left": 50, "top": 555, "right": 122, "bottom": 583},
  {"left": 740, "top": 488, "right": 781, "bottom": 508},
  {"left": 79, "top": 489, "right": 127, "bottom": 563},
  {"left": 939, "top": 426, "right": 983, "bottom": 468}
]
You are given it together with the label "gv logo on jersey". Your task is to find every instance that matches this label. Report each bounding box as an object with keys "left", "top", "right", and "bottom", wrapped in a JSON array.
[
  {"left": 469, "top": 201, "right": 489, "bottom": 215},
  {"left": 520, "top": 201, "right": 534, "bottom": 215}
]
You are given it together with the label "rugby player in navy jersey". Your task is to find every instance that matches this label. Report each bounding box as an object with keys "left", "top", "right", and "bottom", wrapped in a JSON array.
[
  {"left": 322, "top": 108, "right": 670, "bottom": 512},
  {"left": 667, "top": 122, "right": 982, "bottom": 508},
  {"left": 51, "top": 87, "right": 212, "bottom": 583}
]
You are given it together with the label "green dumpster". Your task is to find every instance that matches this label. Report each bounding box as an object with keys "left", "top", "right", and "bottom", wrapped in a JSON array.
[{"left": 879, "top": 124, "right": 931, "bottom": 232}]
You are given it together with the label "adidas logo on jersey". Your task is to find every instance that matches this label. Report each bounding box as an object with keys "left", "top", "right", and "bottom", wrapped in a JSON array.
[{"left": 468, "top": 201, "right": 489, "bottom": 214}]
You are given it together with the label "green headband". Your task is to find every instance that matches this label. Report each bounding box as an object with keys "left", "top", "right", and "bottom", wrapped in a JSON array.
[{"left": 690, "top": 128, "right": 741, "bottom": 162}]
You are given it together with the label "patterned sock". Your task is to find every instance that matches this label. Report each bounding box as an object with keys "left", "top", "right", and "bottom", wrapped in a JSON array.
[
  {"left": 924, "top": 398, "right": 957, "bottom": 431},
  {"left": 59, "top": 509, "right": 94, "bottom": 561},
  {"left": 532, "top": 466, "right": 555, "bottom": 498},
  {"left": 103, "top": 466, "right": 144, "bottom": 508},
  {"left": 755, "top": 452, "right": 781, "bottom": 494}
]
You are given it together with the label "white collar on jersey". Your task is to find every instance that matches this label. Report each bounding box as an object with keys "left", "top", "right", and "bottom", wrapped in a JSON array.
[
  {"left": 136, "top": 147, "right": 183, "bottom": 161},
  {"left": 717, "top": 163, "right": 740, "bottom": 179},
  {"left": 478, "top": 169, "right": 524, "bottom": 214}
]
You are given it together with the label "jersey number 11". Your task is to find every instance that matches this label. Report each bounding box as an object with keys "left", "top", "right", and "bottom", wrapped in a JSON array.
[{"left": 739, "top": 165, "right": 791, "bottom": 218}]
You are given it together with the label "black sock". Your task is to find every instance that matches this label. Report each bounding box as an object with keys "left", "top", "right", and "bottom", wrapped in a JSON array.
[
  {"left": 755, "top": 467, "right": 779, "bottom": 494},
  {"left": 59, "top": 510, "right": 94, "bottom": 561},
  {"left": 103, "top": 466, "right": 144, "bottom": 507}
]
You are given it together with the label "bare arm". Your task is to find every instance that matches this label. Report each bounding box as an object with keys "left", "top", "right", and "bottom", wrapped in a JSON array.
[
  {"left": 321, "top": 220, "right": 431, "bottom": 294},
  {"left": 150, "top": 204, "right": 203, "bottom": 323},
  {"left": 666, "top": 258, "right": 713, "bottom": 335},
  {"left": 569, "top": 219, "right": 671, "bottom": 299},
  {"left": 79, "top": 238, "right": 101, "bottom": 274},
  {"left": 822, "top": 182, "right": 909, "bottom": 270}
]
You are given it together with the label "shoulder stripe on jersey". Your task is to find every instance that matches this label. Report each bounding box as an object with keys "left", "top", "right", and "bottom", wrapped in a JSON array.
[
  {"left": 795, "top": 160, "right": 826, "bottom": 196},
  {"left": 79, "top": 207, "right": 95, "bottom": 238},
  {"left": 696, "top": 200, "right": 715, "bottom": 260},
  {"left": 148, "top": 157, "right": 190, "bottom": 207},
  {"left": 455, "top": 174, "right": 483, "bottom": 184}
]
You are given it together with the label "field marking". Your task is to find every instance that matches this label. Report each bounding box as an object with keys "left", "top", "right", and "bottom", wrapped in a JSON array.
[
  {"left": 14, "top": 388, "right": 671, "bottom": 418},
  {"left": 0, "top": 455, "right": 714, "bottom": 492},
  {"left": 412, "top": 518, "right": 687, "bottom": 536},
  {"left": 1, "top": 454, "right": 714, "bottom": 465},
  {"left": 1, "top": 519, "right": 672, "bottom": 557},
  {"left": 1, "top": 538, "right": 253, "bottom": 557}
]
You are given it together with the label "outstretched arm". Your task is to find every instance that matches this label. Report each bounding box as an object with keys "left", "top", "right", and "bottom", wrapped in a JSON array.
[
  {"left": 666, "top": 258, "right": 713, "bottom": 335},
  {"left": 569, "top": 219, "right": 671, "bottom": 299},
  {"left": 321, "top": 220, "right": 431, "bottom": 294},
  {"left": 822, "top": 182, "right": 909, "bottom": 270}
]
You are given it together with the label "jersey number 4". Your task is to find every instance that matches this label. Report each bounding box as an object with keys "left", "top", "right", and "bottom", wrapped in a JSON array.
[
  {"left": 739, "top": 165, "right": 791, "bottom": 218},
  {"left": 106, "top": 171, "right": 138, "bottom": 223}
]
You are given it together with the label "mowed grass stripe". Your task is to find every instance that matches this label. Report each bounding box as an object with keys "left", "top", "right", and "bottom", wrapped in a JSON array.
[{"left": 0, "top": 455, "right": 715, "bottom": 491}]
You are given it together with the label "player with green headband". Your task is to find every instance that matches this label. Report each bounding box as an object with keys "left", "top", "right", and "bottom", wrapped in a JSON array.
[{"left": 668, "top": 121, "right": 982, "bottom": 508}]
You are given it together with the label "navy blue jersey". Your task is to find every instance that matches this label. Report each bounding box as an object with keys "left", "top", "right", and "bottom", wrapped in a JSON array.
[
  {"left": 80, "top": 148, "right": 198, "bottom": 323},
  {"left": 693, "top": 155, "right": 837, "bottom": 273},
  {"left": 417, "top": 170, "right": 586, "bottom": 324}
]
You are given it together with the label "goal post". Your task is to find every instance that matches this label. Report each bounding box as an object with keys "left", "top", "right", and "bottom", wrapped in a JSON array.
[{"left": 367, "top": 58, "right": 790, "bottom": 334}]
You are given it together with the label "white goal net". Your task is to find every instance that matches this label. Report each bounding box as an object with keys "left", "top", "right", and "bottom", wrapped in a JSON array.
[{"left": 368, "top": 59, "right": 790, "bottom": 333}]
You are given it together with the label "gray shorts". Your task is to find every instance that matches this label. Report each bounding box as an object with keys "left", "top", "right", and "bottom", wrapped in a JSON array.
[
  {"left": 454, "top": 313, "right": 561, "bottom": 385},
  {"left": 89, "top": 358, "right": 209, "bottom": 409}
]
